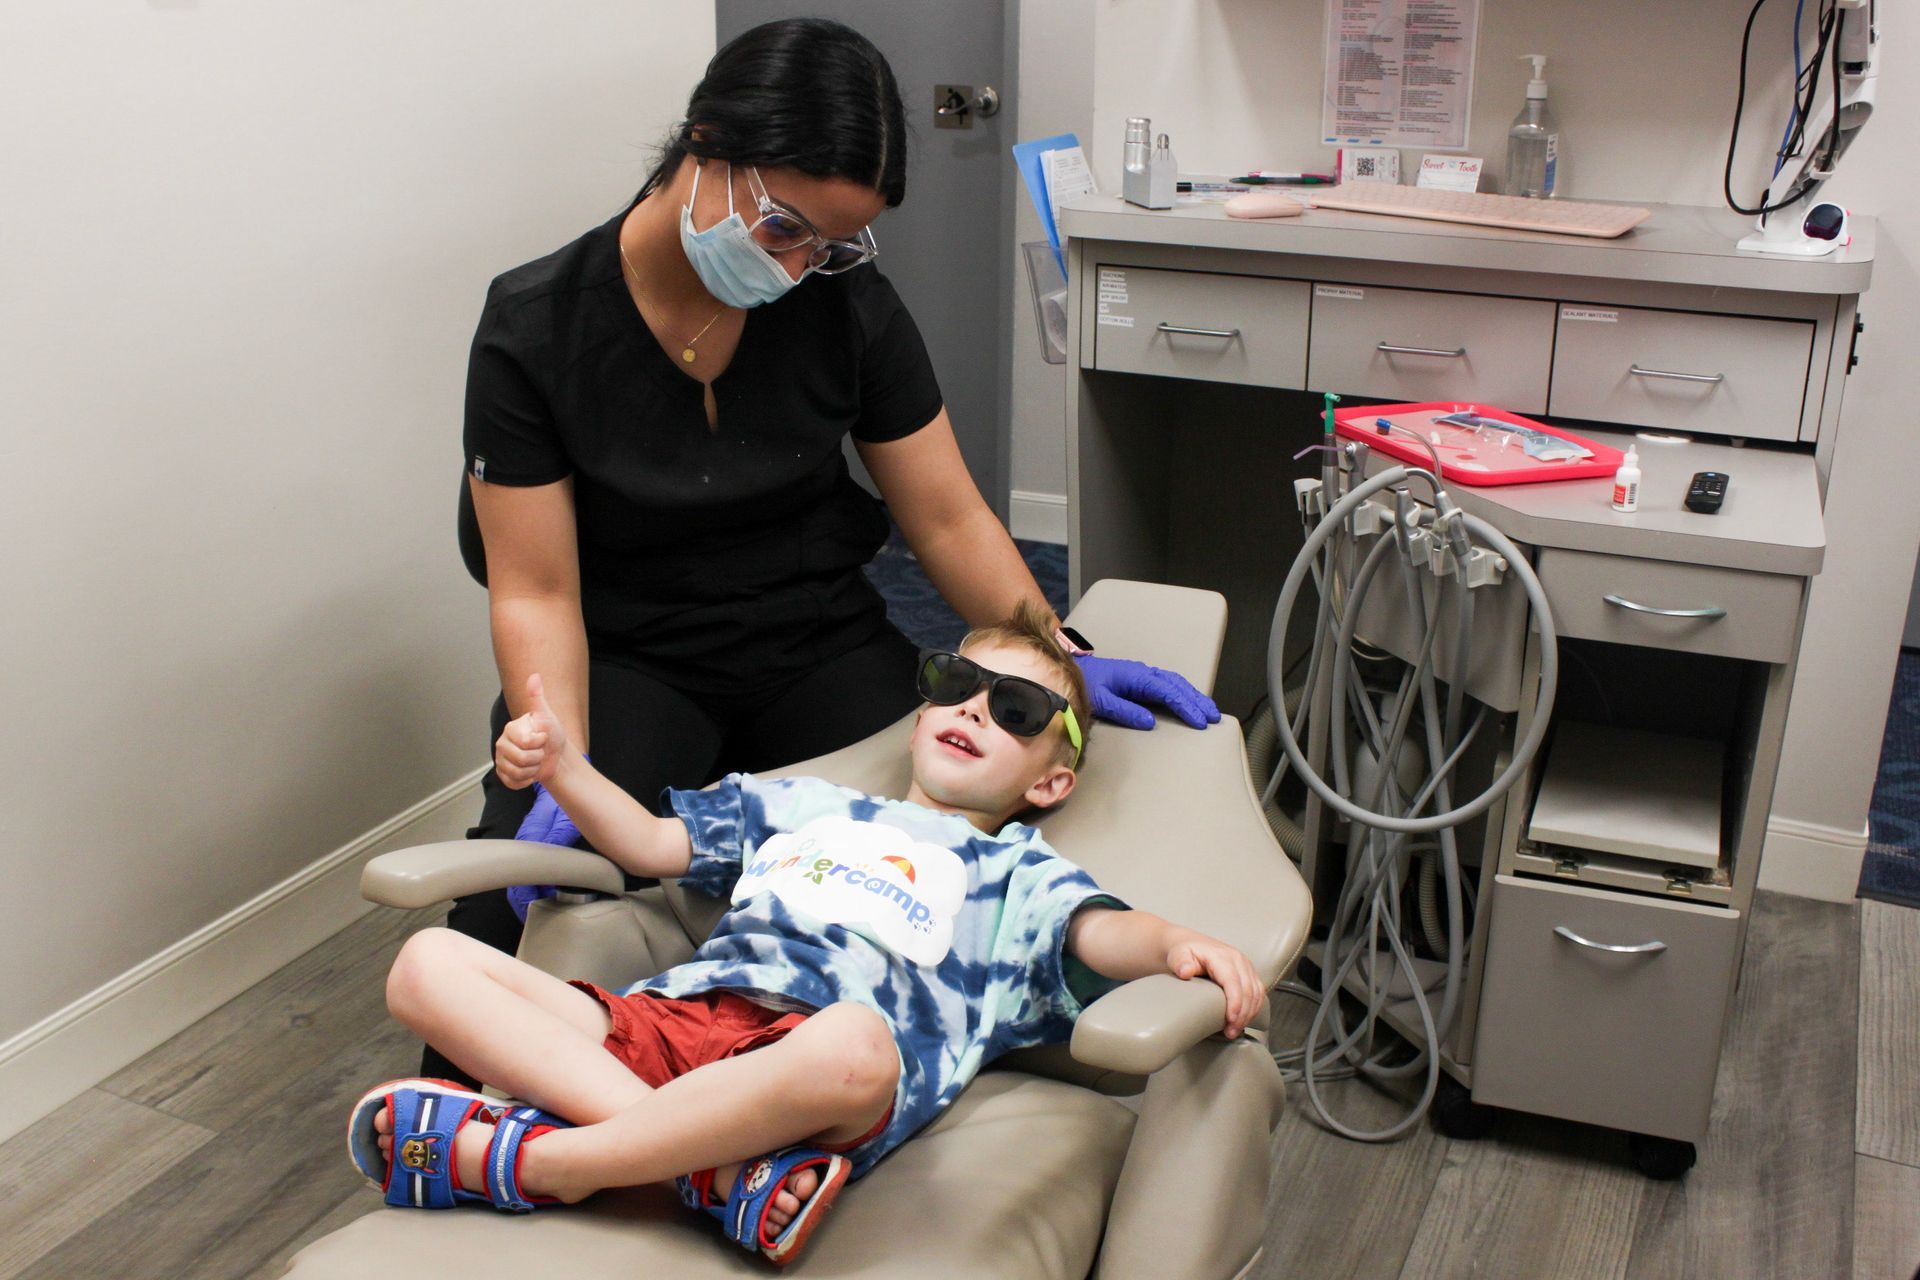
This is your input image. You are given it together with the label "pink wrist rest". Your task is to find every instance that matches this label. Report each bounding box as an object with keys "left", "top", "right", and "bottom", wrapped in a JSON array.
[{"left": 1224, "top": 191, "right": 1305, "bottom": 219}]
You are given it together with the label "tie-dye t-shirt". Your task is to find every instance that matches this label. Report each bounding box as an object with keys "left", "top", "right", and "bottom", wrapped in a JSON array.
[{"left": 630, "top": 773, "right": 1128, "bottom": 1176}]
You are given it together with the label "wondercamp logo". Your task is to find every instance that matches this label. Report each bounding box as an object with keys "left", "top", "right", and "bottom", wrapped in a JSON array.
[{"left": 735, "top": 816, "right": 966, "bottom": 965}]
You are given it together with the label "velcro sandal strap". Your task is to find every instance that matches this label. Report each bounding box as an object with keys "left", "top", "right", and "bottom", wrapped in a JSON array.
[
  {"left": 386, "top": 1090, "right": 485, "bottom": 1210},
  {"left": 481, "top": 1105, "right": 565, "bottom": 1212},
  {"left": 721, "top": 1149, "right": 832, "bottom": 1251}
]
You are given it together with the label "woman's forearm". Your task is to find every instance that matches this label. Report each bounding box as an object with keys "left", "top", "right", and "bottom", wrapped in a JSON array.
[
  {"left": 490, "top": 592, "right": 592, "bottom": 753},
  {"left": 910, "top": 504, "right": 1058, "bottom": 632}
]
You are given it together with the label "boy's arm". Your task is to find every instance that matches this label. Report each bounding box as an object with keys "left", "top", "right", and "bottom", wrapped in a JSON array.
[
  {"left": 496, "top": 673, "right": 693, "bottom": 880},
  {"left": 1065, "top": 906, "right": 1265, "bottom": 1040},
  {"left": 543, "top": 750, "right": 693, "bottom": 881}
]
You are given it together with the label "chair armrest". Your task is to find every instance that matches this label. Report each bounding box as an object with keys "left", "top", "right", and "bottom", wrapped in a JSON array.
[
  {"left": 1069, "top": 973, "right": 1227, "bottom": 1076},
  {"left": 359, "top": 839, "right": 627, "bottom": 908}
]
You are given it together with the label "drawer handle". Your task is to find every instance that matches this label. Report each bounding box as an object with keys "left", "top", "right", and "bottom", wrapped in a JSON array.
[
  {"left": 1603, "top": 593, "right": 1728, "bottom": 620},
  {"left": 1377, "top": 342, "right": 1466, "bottom": 358},
  {"left": 1157, "top": 323, "right": 1241, "bottom": 339},
  {"left": 1554, "top": 925, "right": 1667, "bottom": 955},
  {"left": 1630, "top": 364, "right": 1724, "bottom": 385}
]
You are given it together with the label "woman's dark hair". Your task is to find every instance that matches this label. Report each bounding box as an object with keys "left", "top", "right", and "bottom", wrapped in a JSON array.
[{"left": 636, "top": 18, "right": 908, "bottom": 208}]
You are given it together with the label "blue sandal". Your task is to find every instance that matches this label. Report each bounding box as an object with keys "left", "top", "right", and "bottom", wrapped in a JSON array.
[
  {"left": 677, "top": 1147, "right": 852, "bottom": 1266},
  {"left": 347, "top": 1077, "right": 569, "bottom": 1212}
]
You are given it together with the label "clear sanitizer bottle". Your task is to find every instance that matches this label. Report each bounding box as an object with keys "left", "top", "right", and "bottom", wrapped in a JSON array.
[{"left": 1506, "top": 54, "right": 1559, "bottom": 198}]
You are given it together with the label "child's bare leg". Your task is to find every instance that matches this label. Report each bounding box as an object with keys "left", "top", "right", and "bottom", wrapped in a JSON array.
[
  {"left": 374, "top": 927, "right": 658, "bottom": 1196},
  {"left": 374, "top": 929, "right": 886, "bottom": 1227},
  {"left": 383, "top": 926, "right": 648, "bottom": 1119},
  {"left": 518, "top": 1000, "right": 899, "bottom": 1206}
]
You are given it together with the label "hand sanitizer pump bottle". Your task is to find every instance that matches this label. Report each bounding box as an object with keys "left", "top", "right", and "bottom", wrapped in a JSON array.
[{"left": 1507, "top": 54, "right": 1560, "bottom": 198}]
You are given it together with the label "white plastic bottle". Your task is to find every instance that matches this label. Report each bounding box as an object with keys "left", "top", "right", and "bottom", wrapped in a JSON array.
[
  {"left": 1611, "top": 446, "right": 1641, "bottom": 512},
  {"left": 1507, "top": 54, "right": 1560, "bottom": 198}
]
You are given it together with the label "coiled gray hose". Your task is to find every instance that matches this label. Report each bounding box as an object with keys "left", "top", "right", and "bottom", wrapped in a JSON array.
[{"left": 1261, "top": 463, "right": 1558, "bottom": 1142}]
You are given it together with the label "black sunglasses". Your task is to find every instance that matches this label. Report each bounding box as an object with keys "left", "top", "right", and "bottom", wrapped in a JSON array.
[{"left": 915, "top": 650, "right": 1083, "bottom": 764}]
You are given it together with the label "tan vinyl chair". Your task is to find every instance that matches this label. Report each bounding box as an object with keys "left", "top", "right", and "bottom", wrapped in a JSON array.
[{"left": 281, "top": 580, "right": 1313, "bottom": 1280}]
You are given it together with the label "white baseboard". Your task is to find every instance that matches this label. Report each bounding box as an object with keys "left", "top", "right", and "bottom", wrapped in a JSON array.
[
  {"left": 0, "top": 766, "right": 487, "bottom": 1145},
  {"left": 1010, "top": 489, "right": 1068, "bottom": 545},
  {"left": 1759, "top": 814, "right": 1868, "bottom": 903}
]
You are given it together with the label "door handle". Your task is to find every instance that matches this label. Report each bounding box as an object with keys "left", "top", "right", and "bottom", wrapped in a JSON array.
[
  {"left": 933, "top": 84, "right": 1000, "bottom": 129},
  {"left": 1554, "top": 925, "right": 1667, "bottom": 955}
]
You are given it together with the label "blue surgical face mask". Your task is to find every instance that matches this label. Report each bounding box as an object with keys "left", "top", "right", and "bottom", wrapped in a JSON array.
[{"left": 679, "top": 161, "right": 804, "bottom": 309}]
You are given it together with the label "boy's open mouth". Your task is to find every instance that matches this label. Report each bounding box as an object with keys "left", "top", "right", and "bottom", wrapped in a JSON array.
[{"left": 936, "top": 728, "right": 981, "bottom": 758}]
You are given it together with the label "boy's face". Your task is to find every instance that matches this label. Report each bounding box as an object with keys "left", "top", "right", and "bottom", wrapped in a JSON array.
[{"left": 907, "top": 639, "right": 1077, "bottom": 821}]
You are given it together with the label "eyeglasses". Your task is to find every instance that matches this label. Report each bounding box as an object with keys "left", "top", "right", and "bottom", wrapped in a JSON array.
[
  {"left": 915, "top": 650, "right": 1083, "bottom": 766},
  {"left": 742, "top": 166, "right": 879, "bottom": 274}
]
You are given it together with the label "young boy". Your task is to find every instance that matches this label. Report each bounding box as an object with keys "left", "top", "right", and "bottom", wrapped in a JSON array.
[{"left": 347, "top": 604, "right": 1263, "bottom": 1265}]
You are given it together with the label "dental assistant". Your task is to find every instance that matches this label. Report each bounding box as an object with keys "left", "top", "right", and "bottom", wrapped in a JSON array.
[{"left": 439, "top": 19, "right": 1216, "bottom": 1079}]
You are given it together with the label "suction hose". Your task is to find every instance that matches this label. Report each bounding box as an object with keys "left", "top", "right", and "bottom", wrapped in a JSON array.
[{"left": 1263, "top": 463, "right": 1558, "bottom": 1141}]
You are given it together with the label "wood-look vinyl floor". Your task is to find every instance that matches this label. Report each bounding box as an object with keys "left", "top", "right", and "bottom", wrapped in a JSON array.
[{"left": 2, "top": 895, "right": 1912, "bottom": 1280}]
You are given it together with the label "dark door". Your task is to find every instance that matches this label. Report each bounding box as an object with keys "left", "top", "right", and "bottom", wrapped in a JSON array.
[{"left": 715, "top": 2, "right": 1012, "bottom": 516}]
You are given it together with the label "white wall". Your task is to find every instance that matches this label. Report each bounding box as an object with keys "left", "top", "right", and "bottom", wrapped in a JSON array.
[
  {"left": 1010, "top": 0, "right": 1915, "bottom": 897},
  {"left": 0, "top": 2, "right": 712, "bottom": 1128}
]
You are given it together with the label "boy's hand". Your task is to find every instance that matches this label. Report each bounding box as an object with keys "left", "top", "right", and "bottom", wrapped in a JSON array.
[
  {"left": 495, "top": 673, "right": 569, "bottom": 790},
  {"left": 1168, "top": 933, "right": 1264, "bottom": 1040}
]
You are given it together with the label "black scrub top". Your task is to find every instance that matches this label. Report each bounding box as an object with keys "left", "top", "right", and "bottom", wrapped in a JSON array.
[{"left": 462, "top": 206, "right": 944, "bottom": 698}]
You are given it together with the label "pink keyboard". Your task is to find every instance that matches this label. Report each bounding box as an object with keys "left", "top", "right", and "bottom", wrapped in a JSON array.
[{"left": 1308, "top": 184, "right": 1651, "bottom": 239}]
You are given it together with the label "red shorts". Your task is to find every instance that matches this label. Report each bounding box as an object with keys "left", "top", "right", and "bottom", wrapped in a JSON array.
[{"left": 569, "top": 983, "right": 892, "bottom": 1153}]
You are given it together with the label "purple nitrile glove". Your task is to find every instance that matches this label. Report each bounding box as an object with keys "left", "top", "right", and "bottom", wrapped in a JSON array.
[
  {"left": 1075, "top": 654, "right": 1222, "bottom": 731},
  {"left": 506, "top": 772, "right": 586, "bottom": 923}
]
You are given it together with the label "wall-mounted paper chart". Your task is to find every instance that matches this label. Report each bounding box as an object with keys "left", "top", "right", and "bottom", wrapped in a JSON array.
[{"left": 1322, "top": 0, "right": 1479, "bottom": 150}]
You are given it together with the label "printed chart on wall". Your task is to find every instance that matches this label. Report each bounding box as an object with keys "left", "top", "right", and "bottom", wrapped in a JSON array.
[{"left": 1322, "top": 0, "right": 1478, "bottom": 149}]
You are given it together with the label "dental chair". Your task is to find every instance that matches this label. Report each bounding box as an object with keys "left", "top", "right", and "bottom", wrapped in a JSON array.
[{"left": 281, "top": 580, "right": 1312, "bottom": 1280}]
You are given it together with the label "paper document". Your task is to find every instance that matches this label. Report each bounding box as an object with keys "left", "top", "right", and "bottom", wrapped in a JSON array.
[
  {"left": 1042, "top": 146, "right": 1096, "bottom": 223},
  {"left": 1012, "top": 133, "right": 1087, "bottom": 275},
  {"left": 1322, "top": 0, "right": 1479, "bottom": 149}
]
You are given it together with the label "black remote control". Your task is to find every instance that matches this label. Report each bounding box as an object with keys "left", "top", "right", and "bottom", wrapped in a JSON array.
[{"left": 1685, "top": 471, "right": 1729, "bottom": 513}]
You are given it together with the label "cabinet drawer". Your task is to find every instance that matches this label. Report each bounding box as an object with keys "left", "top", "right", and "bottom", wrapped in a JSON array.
[
  {"left": 1091, "top": 266, "right": 1308, "bottom": 389},
  {"left": 1549, "top": 305, "right": 1814, "bottom": 443},
  {"left": 1471, "top": 875, "right": 1740, "bottom": 1140},
  {"left": 1537, "top": 548, "right": 1803, "bottom": 664},
  {"left": 1306, "top": 285, "right": 1554, "bottom": 412}
]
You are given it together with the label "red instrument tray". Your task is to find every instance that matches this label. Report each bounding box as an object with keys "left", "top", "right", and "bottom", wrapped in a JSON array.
[{"left": 1332, "top": 402, "right": 1623, "bottom": 486}]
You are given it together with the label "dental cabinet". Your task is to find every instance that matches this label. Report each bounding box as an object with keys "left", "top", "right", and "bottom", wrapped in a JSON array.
[{"left": 1058, "top": 193, "right": 1872, "bottom": 1146}]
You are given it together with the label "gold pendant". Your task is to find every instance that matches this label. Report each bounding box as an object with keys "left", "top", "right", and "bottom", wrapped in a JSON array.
[{"left": 682, "top": 348, "right": 697, "bottom": 364}]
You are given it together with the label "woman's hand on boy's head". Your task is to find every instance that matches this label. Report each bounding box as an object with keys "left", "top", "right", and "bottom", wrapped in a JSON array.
[
  {"left": 1168, "top": 933, "right": 1264, "bottom": 1040},
  {"left": 495, "top": 673, "right": 569, "bottom": 790}
]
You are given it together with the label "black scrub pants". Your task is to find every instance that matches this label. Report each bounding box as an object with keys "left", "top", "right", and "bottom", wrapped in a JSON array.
[{"left": 420, "top": 624, "right": 922, "bottom": 1082}]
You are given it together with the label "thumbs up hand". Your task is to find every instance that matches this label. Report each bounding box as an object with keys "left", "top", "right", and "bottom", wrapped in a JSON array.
[{"left": 495, "top": 672, "right": 570, "bottom": 790}]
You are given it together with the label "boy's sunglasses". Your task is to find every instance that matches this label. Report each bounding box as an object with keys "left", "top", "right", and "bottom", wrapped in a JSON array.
[{"left": 915, "top": 650, "right": 1083, "bottom": 766}]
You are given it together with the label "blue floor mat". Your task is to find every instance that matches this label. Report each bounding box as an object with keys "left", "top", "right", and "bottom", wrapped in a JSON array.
[
  {"left": 1863, "top": 649, "right": 1920, "bottom": 908},
  {"left": 863, "top": 521, "right": 1067, "bottom": 653}
]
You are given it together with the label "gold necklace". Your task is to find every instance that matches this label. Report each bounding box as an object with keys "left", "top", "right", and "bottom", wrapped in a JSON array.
[{"left": 618, "top": 235, "right": 728, "bottom": 364}]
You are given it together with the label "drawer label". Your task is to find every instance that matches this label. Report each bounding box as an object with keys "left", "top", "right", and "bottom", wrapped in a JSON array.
[
  {"left": 1097, "top": 268, "right": 1129, "bottom": 304},
  {"left": 1315, "top": 285, "right": 1364, "bottom": 300},
  {"left": 1096, "top": 313, "right": 1135, "bottom": 328},
  {"left": 1561, "top": 307, "right": 1619, "bottom": 323}
]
